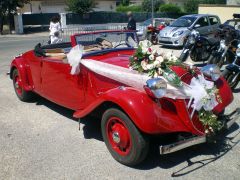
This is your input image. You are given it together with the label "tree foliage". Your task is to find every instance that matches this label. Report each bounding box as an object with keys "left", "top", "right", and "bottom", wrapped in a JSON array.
[
  {"left": 141, "top": 0, "right": 164, "bottom": 12},
  {"left": 159, "top": 4, "right": 182, "bottom": 13},
  {"left": 0, "top": 0, "right": 29, "bottom": 34},
  {"left": 66, "top": 0, "right": 95, "bottom": 14},
  {"left": 183, "top": 0, "right": 199, "bottom": 13},
  {"left": 116, "top": 5, "right": 142, "bottom": 12},
  {"left": 120, "top": 0, "right": 130, "bottom": 6},
  {"left": 184, "top": 0, "right": 226, "bottom": 13}
]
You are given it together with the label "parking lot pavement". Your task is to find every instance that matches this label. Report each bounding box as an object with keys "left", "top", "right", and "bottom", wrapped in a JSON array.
[{"left": 0, "top": 35, "right": 239, "bottom": 180}]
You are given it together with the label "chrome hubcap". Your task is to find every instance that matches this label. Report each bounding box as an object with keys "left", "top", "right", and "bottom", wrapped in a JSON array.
[{"left": 112, "top": 132, "right": 120, "bottom": 143}]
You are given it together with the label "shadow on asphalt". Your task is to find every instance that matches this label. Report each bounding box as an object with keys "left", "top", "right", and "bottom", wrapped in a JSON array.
[{"left": 35, "top": 96, "right": 240, "bottom": 176}]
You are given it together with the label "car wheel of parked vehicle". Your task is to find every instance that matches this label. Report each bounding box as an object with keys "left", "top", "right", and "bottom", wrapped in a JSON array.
[
  {"left": 12, "top": 69, "right": 35, "bottom": 102},
  {"left": 101, "top": 108, "right": 149, "bottom": 166},
  {"left": 222, "top": 69, "right": 239, "bottom": 89}
]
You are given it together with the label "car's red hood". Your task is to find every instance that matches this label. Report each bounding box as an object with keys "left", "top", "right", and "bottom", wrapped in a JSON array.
[
  {"left": 97, "top": 55, "right": 130, "bottom": 68},
  {"left": 87, "top": 50, "right": 133, "bottom": 68}
]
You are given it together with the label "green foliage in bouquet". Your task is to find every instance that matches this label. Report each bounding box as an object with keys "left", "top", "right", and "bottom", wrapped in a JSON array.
[{"left": 199, "top": 109, "right": 223, "bottom": 134}]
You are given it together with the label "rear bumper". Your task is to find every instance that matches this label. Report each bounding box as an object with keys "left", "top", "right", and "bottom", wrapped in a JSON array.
[{"left": 159, "top": 108, "right": 240, "bottom": 154}]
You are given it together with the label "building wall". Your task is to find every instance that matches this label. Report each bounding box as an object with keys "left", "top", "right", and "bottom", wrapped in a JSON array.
[
  {"left": 199, "top": 4, "right": 240, "bottom": 22},
  {"left": 18, "top": 0, "right": 116, "bottom": 14}
]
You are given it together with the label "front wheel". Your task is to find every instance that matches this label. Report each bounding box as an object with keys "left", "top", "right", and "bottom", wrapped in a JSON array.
[
  {"left": 101, "top": 108, "right": 149, "bottom": 166},
  {"left": 12, "top": 69, "right": 35, "bottom": 102}
]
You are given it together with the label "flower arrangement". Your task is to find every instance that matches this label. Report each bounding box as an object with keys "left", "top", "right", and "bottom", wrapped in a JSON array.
[
  {"left": 129, "top": 40, "right": 223, "bottom": 134},
  {"left": 129, "top": 40, "right": 184, "bottom": 87}
]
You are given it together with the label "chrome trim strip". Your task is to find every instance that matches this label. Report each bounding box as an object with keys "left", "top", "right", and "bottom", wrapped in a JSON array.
[{"left": 159, "top": 136, "right": 206, "bottom": 155}]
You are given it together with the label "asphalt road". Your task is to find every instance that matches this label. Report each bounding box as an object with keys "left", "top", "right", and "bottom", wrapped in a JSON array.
[{"left": 0, "top": 34, "right": 239, "bottom": 180}]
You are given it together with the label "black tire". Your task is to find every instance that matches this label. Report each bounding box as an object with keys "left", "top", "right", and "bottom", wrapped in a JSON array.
[
  {"left": 222, "top": 69, "right": 239, "bottom": 89},
  {"left": 12, "top": 69, "right": 35, "bottom": 102},
  {"left": 101, "top": 108, "right": 149, "bottom": 166}
]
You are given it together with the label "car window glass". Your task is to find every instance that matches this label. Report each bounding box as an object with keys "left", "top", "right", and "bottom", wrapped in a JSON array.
[
  {"left": 209, "top": 16, "right": 219, "bottom": 25},
  {"left": 75, "top": 32, "right": 138, "bottom": 53},
  {"left": 196, "top": 17, "right": 209, "bottom": 27},
  {"left": 143, "top": 19, "right": 152, "bottom": 26},
  {"left": 170, "top": 17, "right": 197, "bottom": 27}
]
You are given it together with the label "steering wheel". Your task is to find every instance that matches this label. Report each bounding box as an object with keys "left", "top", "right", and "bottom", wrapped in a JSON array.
[{"left": 113, "top": 42, "right": 131, "bottom": 48}]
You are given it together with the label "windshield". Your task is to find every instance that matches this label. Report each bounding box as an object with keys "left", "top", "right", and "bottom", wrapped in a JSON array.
[
  {"left": 75, "top": 32, "right": 138, "bottom": 53},
  {"left": 141, "top": 19, "right": 152, "bottom": 26},
  {"left": 170, "top": 17, "right": 197, "bottom": 27}
]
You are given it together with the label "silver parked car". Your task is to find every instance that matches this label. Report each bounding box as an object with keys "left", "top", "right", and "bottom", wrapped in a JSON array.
[{"left": 158, "top": 14, "right": 221, "bottom": 47}]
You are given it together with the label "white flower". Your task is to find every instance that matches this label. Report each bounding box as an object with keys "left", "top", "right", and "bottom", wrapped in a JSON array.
[
  {"left": 146, "top": 63, "right": 155, "bottom": 70},
  {"left": 141, "top": 61, "right": 148, "bottom": 70},
  {"left": 152, "top": 49, "right": 158, "bottom": 56},
  {"left": 158, "top": 68, "right": 163, "bottom": 75},
  {"left": 149, "top": 54, "right": 155, "bottom": 61},
  {"left": 156, "top": 56, "right": 164, "bottom": 63},
  {"left": 153, "top": 60, "right": 161, "bottom": 67},
  {"left": 139, "top": 40, "right": 152, "bottom": 49},
  {"left": 142, "top": 47, "right": 148, "bottom": 54}
]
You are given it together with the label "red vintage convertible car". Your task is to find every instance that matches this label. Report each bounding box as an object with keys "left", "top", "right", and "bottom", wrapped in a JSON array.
[{"left": 10, "top": 30, "right": 239, "bottom": 166}]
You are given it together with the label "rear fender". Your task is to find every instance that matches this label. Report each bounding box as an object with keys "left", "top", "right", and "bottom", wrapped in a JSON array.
[
  {"left": 74, "top": 87, "right": 192, "bottom": 134},
  {"left": 10, "top": 57, "right": 33, "bottom": 91}
]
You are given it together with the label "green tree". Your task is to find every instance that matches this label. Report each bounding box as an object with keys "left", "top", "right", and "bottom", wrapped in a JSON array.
[
  {"left": 116, "top": 5, "right": 142, "bottom": 12},
  {"left": 0, "top": 0, "right": 29, "bottom": 34},
  {"left": 120, "top": 0, "right": 130, "bottom": 6},
  {"left": 66, "top": 0, "right": 95, "bottom": 14},
  {"left": 184, "top": 0, "right": 199, "bottom": 13},
  {"left": 184, "top": 0, "right": 226, "bottom": 13},
  {"left": 141, "top": 0, "right": 164, "bottom": 12},
  {"left": 159, "top": 4, "right": 182, "bottom": 13},
  {"left": 203, "top": 0, "right": 225, "bottom": 3}
]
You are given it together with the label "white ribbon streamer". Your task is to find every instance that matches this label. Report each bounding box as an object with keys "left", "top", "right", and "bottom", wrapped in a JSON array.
[
  {"left": 66, "top": 45, "right": 218, "bottom": 111},
  {"left": 184, "top": 74, "right": 218, "bottom": 111}
]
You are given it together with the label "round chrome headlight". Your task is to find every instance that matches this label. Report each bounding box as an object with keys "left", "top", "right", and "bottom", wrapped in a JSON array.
[
  {"left": 201, "top": 64, "right": 221, "bottom": 81},
  {"left": 145, "top": 78, "right": 167, "bottom": 98}
]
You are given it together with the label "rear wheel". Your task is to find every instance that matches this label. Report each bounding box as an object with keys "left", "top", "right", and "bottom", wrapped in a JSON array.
[
  {"left": 101, "top": 108, "right": 149, "bottom": 166},
  {"left": 12, "top": 69, "right": 35, "bottom": 102}
]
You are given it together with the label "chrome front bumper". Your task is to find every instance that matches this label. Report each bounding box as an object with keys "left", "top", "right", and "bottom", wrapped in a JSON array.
[{"left": 159, "top": 108, "right": 240, "bottom": 155}]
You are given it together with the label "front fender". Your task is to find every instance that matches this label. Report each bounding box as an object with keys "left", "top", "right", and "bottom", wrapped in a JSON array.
[
  {"left": 10, "top": 57, "right": 33, "bottom": 91},
  {"left": 74, "top": 87, "right": 192, "bottom": 135}
]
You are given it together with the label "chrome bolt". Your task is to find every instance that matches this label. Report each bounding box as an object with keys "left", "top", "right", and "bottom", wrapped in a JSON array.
[{"left": 112, "top": 132, "right": 120, "bottom": 143}]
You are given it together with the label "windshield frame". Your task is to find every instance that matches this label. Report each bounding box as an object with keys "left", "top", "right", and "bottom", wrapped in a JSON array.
[{"left": 72, "top": 31, "right": 138, "bottom": 53}]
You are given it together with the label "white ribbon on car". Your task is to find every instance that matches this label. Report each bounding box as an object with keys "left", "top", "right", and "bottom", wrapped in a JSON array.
[
  {"left": 67, "top": 45, "right": 219, "bottom": 111},
  {"left": 184, "top": 74, "right": 218, "bottom": 111}
]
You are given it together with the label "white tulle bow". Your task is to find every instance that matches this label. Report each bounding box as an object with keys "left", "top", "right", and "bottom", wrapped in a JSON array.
[{"left": 184, "top": 75, "right": 218, "bottom": 111}]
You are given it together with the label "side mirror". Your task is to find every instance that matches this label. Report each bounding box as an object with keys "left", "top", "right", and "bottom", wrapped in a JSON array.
[{"left": 194, "top": 24, "right": 201, "bottom": 28}]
